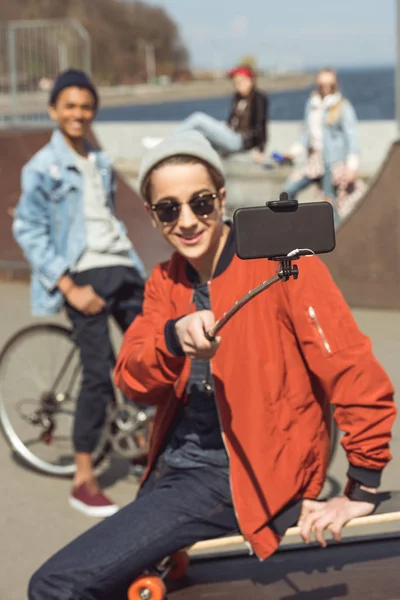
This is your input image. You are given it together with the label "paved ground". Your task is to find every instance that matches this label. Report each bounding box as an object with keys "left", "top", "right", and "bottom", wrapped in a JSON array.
[{"left": 0, "top": 280, "right": 399, "bottom": 600}]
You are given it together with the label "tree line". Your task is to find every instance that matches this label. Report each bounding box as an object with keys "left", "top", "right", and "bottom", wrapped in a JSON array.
[{"left": 0, "top": 0, "right": 190, "bottom": 84}]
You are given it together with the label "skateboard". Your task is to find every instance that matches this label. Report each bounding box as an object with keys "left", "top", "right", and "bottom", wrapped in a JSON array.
[
  {"left": 128, "top": 551, "right": 189, "bottom": 600},
  {"left": 127, "top": 491, "right": 400, "bottom": 599}
]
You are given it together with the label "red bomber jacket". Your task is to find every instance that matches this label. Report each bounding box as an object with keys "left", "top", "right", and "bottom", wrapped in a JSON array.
[{"left": 115, "top": 231, "right": 396, "bottom": 559}]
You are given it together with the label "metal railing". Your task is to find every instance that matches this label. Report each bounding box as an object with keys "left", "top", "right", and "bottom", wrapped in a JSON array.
[{"left": 0, "top": 19, "right": 91, "bottom": 127}]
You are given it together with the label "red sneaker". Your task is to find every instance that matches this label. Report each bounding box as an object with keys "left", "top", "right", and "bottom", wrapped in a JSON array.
[{"left": 69, "top": 483, "right": 119, "bottom": 518}]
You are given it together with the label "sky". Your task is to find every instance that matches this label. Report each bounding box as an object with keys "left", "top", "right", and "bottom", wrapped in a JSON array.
[{"left": 144, "top": 0, "right": 396, "bottom": 70}]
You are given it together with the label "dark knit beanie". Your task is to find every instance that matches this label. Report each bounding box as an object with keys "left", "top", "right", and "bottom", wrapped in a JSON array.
[{"left": 49, "top": 69, "right": 99, "bottom": 108}]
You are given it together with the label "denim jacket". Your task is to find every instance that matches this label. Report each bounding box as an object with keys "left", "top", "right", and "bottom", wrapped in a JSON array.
[
  {"left": 13, "top": 129, "right": 146, "bottom": 315},
  {"left": 298, "top": 94, "right": 359, "bottom": 168}
]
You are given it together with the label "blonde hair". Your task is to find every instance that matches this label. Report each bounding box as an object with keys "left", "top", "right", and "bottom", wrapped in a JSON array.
[
  {"left": 316, "top": 67, "right": 343, "bottom": 125},
  {"left": 316, "top": 67, "right": 338, "bottom": 91}
]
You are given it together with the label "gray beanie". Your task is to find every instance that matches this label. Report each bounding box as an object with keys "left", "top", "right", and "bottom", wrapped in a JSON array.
[{"left": 138, "top": 131, "right": 225, "bottom": 198}]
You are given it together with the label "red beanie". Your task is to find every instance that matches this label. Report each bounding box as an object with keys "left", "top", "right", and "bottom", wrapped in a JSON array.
[{"left": 228, "top": 66, "right": 255, "bottom": 79}]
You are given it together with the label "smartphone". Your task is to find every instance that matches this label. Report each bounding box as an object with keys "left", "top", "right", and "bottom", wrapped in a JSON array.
[
  {"left": 271, "top": 151, "right": 286, "bottom": 164},
  {"left": 233, "top": 201, "right": 336, "bottom": 260}
]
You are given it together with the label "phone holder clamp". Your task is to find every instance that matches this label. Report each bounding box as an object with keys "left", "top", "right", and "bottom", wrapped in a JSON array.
[{"left": 273, "top": 257, "right": 299, "bottom": 282}]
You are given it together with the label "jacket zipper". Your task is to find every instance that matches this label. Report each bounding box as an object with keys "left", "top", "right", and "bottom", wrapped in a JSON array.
[
  {"left": 207, "top": 280, "right": 255, "bottom": 557},
  {"left": 308, "top": 306, "right": 332, "bottom": 354}
]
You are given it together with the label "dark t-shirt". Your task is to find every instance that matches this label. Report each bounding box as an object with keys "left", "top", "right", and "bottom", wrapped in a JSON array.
[{"left": 163, "top": 281, "right": 229, "bottom": 469}]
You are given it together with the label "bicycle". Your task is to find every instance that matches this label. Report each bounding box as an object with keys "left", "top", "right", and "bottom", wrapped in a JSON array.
[
  {"left": 0, "top": 314, "right": 339, "bottom": 480},
  {"left": 0, "top": 235, "right": 339, "bottom": 476},
  {"left": 0, "top": 322, "right": 154, "bottom": 476}
]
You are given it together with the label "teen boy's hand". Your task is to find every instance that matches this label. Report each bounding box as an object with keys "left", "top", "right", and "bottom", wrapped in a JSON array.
[
  {"left": 58, "top": 275, "right": 106, "bottom": 315},
  {"left": 298, "top": 494, "right": 376, "bottom": 548},
  {"left": 65, "top": 284, "right": 106, "bottom": 315},
  {"left": 175, "top": 310, "right": 221, "bottom": 360}
]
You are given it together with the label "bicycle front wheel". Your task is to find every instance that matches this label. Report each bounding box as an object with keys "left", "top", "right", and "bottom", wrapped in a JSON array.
[{"left": 0, "top": 323, "right": 109, "bottom": 476}]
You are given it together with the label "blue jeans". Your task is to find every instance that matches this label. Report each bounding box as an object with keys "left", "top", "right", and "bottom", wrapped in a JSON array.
[
  {"left": 174, "top": 112, "right": 244, "bottom": 154},
  {"left": 284, "top": 170, "right": 339, "bottom": 227},
  {"left": 28, "top": 457, "right": 238, "bottom": 599}
]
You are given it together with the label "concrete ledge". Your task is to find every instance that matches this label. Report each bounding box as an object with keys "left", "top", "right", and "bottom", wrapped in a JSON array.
[
  {"left": 93, "top": 120, "right": 397, "bottom": 180},
  {"left": 0, "top": 261, "right": 30, "bottom": 283}
]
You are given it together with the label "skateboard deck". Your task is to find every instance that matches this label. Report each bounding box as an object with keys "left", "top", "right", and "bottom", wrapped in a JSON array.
[
  {"left": 128, "top": 492, "right": 400, "bottom": 599},
  {"left": 190, "top": 490, "right": 400, "bottom": 554}
]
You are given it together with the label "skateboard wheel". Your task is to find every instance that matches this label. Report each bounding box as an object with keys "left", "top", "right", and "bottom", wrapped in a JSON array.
[
  {"left": 128, "top": 574, "right": 166, "bottom": 600},
  {"left": 167, "top": 551, "right": 189, "bottom": 580}
]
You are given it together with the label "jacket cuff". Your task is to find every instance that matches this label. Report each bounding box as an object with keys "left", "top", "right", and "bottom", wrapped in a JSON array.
[
  {"left": 347, "top": 464, "right": 382, "bottom": 488},
  {"left": 37, "top": 256, "right": 70, "bottom": 292},
  {"left": 268, "top": 499, "right": 303, "bottom": 536},
  {"left": 164, "top": 319, "right": 185, "bottom": 357}
]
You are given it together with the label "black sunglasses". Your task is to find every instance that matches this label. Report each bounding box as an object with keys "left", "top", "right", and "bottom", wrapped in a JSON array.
[{"left": 150, "top": 192, "right": 219, "bottom": 225}]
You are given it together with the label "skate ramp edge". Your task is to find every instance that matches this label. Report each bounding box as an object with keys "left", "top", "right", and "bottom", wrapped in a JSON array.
[
  {"left": 323, "top": 139, "right": 400, "bottom": 310},
  {"left": 1, "top": 127, "right": 399, "bottom": 310}
]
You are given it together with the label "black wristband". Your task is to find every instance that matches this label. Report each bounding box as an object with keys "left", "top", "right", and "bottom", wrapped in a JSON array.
[{"left": 345, "top": 480, "right": 379, "bottom": 506}]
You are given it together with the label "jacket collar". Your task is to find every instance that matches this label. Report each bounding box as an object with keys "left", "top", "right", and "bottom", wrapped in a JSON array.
[
  {"left": 185, "top": 221, "right": 235, "bottom": 284},
  {"left": 49, "top": 128, "right": 111, "bottom": 171}
]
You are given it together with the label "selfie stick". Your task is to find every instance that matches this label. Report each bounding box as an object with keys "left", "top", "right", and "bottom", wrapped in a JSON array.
[
  {"left": 205, "top": 256, "right": 298, "bottom": 341},
  {"left": 205, "top": 193, "right": 301, "bottom": 342}
]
